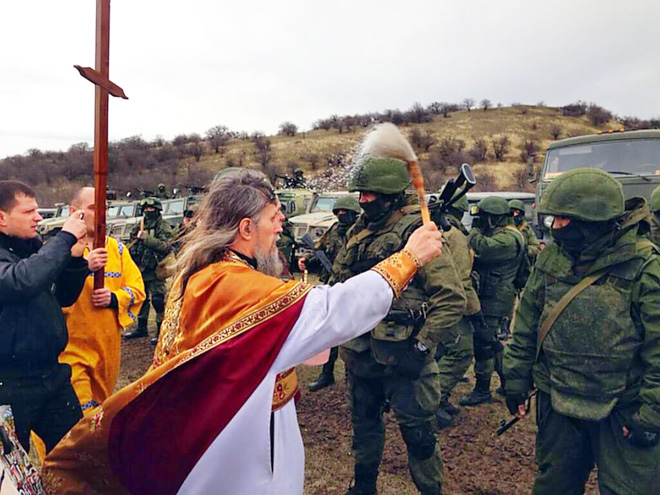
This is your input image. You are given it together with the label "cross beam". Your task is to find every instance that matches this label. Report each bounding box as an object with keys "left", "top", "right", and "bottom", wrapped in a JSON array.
[{"left": 76, "top": 0, "right": 128, "bottom": 289}]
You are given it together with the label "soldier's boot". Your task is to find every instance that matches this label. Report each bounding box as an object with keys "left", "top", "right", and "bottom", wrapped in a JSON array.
[
  {"left": 440, "top": 397, "right": 460, "bottom": 417},
  {"left": 459, "top": 379, "right": 492, "bottom": 406},
  {"left": 124, "top": 323, "right": 148, "bottom": 340},
  {"left": 150, "top": 319, "right": 163, "bottom": 346},
  {"left": 309, "top": 347, "right": 338, "bottom": 392},
  {"left": 435, "top": 407, "right": 454, "bottom": 430},
  {"left": 346, "top": 463, "right": 378, "bottom": 495}
]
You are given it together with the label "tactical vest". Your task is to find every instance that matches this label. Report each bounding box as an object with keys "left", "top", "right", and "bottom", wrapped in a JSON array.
[
  {"left": 472, "top": 225, "right": 524, "bottom": 317},
  {"left": 537, "top": 245, "right": 657, "bottom": 420},
  {"left": 335, "top": 206, "right": 428, "bottom": 358}
]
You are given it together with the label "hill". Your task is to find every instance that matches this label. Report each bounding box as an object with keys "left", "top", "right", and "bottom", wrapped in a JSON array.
[{"left": 0, "top": 104, "right": 626, "bottom": 205}]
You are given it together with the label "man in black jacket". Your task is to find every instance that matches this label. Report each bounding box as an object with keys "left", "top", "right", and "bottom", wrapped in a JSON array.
[{"left": 0, "top": 181, "right": 93, "bottom": 453}]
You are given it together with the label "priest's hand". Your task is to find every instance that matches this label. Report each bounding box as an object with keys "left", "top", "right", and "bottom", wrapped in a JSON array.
[
  {"left": 88, "top": 248, "right": 109, "bottom": 272},
  {"left": 92, "top": 288, "right": 113, "bottom": 308},
  {"left": 403, "top": 222, "right": 443, "bottom": 265}
]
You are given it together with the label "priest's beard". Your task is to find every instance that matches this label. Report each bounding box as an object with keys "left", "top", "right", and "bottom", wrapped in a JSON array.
[{"left": 254, "top": 235, "right": 283, "bottom": 277}]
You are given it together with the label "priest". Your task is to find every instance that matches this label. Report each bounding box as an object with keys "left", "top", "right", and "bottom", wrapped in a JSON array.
[{"left": 43, "top": 169, "right": 443, "bottom": 495}]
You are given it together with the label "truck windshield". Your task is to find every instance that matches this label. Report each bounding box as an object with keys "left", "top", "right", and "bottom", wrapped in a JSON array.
[
  {"left": 312, "top": 197, "right": 337, "bottom": 212},
  {"left": 543, "top": 139, "right": 660, "bottom": 180}
]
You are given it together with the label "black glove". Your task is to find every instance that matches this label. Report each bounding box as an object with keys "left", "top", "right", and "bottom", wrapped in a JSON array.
[
  {"left": 626, "top": 414, "right": 660, "bottom": 448},
  {"left": 393, "top": 340, "right": 429, "bottom": 380},
  {"left": 505, "top": 391, "right": 527, "bottom": 416}
]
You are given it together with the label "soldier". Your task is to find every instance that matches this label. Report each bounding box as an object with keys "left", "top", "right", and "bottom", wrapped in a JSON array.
[
  {"left": 292, "top": 167, "right": 306, "bottom": 188},
  {"left": 432, "top": 191, "right": 495, "bottom": 427},
  {"left": 504, "top": 169, "right": 660, "bottom": 494},
  {"left": 509, "top": 199, "right": 541, "bottom": 261},
  {"left": 124, "top": 197, "right": 173, "bottom": 345},
  {"left": 300, "top": 195, "right": 361, "bottom": 391},
  {"left": 155, "top": 183, "right": 170, "bottom": 199},
  {"left": 649, "top": 185, "right": 660, "bottom": 244},
  {"left": 459, "top": 196, "right": 525, "bottom": 407},
  {"left": 334, "top": 156, "right": 466, "bottom": 495},
  {"left": 277, "top": 216, "right": 297, "bottom": 275},
  {"left": 171, "top": 204, "right": 197, "bottom": 255}
]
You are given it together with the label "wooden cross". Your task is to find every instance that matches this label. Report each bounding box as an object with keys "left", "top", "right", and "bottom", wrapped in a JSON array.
[{"left": 74, "top": 0, "right": 128, "bottom": 289}]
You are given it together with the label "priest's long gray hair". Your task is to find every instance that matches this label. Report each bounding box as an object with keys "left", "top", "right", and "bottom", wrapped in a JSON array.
[{"left": 174, "top": 168, "right": 278, "bottom": 296}]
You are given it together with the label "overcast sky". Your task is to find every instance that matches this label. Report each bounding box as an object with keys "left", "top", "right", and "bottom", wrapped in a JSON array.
[{"left": 1, "top": 0, "right": 659, "bottom": 159}]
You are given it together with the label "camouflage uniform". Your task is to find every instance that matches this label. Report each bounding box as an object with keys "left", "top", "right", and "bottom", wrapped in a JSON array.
[
  {"left": 504, "top": 169, "right": 660, "bottom": 494},
  {"left": 460, "top": 197, "right": 525, "bottom": 406},
  {"left": 509, "top": 199, "right": 542, "bottom": 261},
  {"left": 307, "top": 196, "right": 360, "bottom": 392},
  {"left": 432, "top": 196, "right": 481, "bottom": 426},
  {"left": 276, "top": 219, "right": 297, "bottom": 274},
  {"left": 335, "top": 157, "right": 466, "bottom": 495},
  {"left": 126, "top": 198, "right": 173, "bottom": 340},
  {"left": 155, "top": 183, "right": 170, "bottom": 199},
  {"left": 649, "top": 185, "right": 660, "bottom": 245}
]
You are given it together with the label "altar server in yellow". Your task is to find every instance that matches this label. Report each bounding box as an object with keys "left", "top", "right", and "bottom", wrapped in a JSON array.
[{"left": 61, "top": 187, "right": 146, "bottom": 411}]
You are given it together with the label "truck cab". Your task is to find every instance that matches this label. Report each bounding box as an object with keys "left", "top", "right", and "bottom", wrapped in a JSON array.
[{"left": 534, "top": 129, "right": 660, "bottom": 242}]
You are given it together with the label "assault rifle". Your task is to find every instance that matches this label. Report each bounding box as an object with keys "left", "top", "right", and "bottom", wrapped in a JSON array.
[
  {"left": 427, "top": 163, "right": 476, "bottom": 231},
  {"left": 495, "top": 389, "right": 538, "bottom": 436},
  {"left": 300, "top": 233, "right": 334, "bottom": 274}
]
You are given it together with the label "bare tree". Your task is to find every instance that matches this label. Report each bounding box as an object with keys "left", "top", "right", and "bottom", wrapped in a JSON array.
[
  {"left": 550, "top": 124, "right": 562, "bottom": 140},
  {"left": 491, "top": 135, "right": 510, "bottom": 162},
  {"left": 463, "top": 98, "right": 475, "bottom": 112},
  {"left": 469, "top": 139, "right": 488, "bottom": 163},
  {"left": 410, "top": 128, "right": 436, "bottom": 152},
  {"left": 278, "top": 122, "right": 298, "bottom": 137},
  {"left": 206, "top": 125, "right": 231, "bottom": 154},
  {"left": 520, "top": 137, "right": 538, "bottom": 163},
  {"left": 480, "top": 99, "right": 492, "bottom": 111}
]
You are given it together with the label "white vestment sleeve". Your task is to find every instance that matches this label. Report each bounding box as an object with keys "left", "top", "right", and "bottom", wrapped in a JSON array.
[{"left": 272, "top": 270, "right": 393, "bottom": 373}]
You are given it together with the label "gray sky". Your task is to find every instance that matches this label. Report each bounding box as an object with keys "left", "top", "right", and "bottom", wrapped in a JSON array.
[{"left": 1, "top": 0, "right": 659, "bottom": 159}]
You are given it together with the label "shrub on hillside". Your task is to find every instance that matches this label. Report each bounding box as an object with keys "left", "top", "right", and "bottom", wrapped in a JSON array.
[
  {"left": 561, "top": 101, "right": 587, "bottom": 118},
  {"left": 491, "top": 135, "right": 510, "bottom": 162},
  {"left": 550, "top": 124, "right": 562, "bottom": 140},
  {"left": 410, "top": 128, "right": 435, "bottom": 152},
  {"left": 586, "top": 104, "right": 613, "bottom": 126},
  {"left": 469, "top": 139, "right": 488, "bottom": 163},
  {"left": 206, "top": 125, "right": 231, "bottom": 154},
  {"left": 279, "top": 122, "right": 298, "bottom": 137},
  {"left": 520, "top": 138, "right": 538, "bottom": 163}
]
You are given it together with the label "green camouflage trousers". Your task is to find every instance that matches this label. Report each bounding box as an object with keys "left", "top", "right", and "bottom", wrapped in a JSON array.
[
  {"left": 474, "top": 315, "right": 506, "bottom": 386},
  {"left": 533, "top": 391, "right": 660, "bottom": 495},
  {"left": 346, "top": 358, "right": 443, "bottom": 495},
  {"left": 434, "top": 317, "right": 473, "bottom": 402},
  {"left": 137, "top": 278, "right": 167, "bottom": 333}
]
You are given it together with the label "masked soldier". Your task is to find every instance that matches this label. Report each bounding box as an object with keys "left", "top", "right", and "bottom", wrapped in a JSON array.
[
  {"left": 649, "top": 185, "right": 660, "bottom": 245},
  {"left": 124, "top": 198, "right": 173, "bottom": 344},
  {"left": 509, "top": 199, "right": 541, "bottom": 261},
  {"left": 460, "top": 196, "right": 525, "bottom": 406},
  {"left": 302, "top": 195, "right": 361, "bottom": 391},
  {"left": 432, "top": 191, "right": 495, "bottom": 427},
  {"left": 333, "top": 156, "right": 466, "bottom": 495},
  {"left": 155, "top": 183, "right": 170, "bottom": 199},
  {"left": 504, "top": 168, "right": 660, "bottom": 494}
]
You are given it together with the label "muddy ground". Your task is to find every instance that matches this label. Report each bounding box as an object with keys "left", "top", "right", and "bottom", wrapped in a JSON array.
[{"left": 119, "top": 335, "right": 599, "bottom": 495}]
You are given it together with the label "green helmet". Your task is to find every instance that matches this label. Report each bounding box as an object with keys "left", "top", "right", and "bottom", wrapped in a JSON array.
[
  {"left": 650, "top": 186, "right": 660, "bottom": 213},
  {"left": 158, "top": 183, "right": 166, "bottom": 189},
  {"left": 294, "top": 167, "right": 304, "bottom": 176},
  {"left": 140, "top": 197, "right": 163, "bottom": 211},
  {"left": 509, "top": 199, "right": 525, "bottom": 212},
  {"left": 477, "top": 196, "right": 510, "bottom": 216},
  {"left": 538, "top": 168, "right": 624, "bottom": 222},
  {"left": 348, "top": 156, "right": 410, "bottom": 194},
  {"left": 332, "top": 195, "right": 361, "bottom": 214}
]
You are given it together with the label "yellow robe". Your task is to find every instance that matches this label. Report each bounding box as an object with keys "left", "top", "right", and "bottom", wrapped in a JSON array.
[{"left": 60, "top": 236, "right": 146, "bottom": 408}]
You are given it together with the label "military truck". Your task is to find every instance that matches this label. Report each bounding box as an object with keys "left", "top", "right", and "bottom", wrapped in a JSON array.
[
  {"left": 532, "top": 129, "right": 660, "bottom": 242},
  {"left": 276, "top": 189, "right": 315, "bottom": 218},
  {"left": 37, "top": 203, "right": 70, "bottom": 238},
  {"left": 288, "top": 192, "right": 358, "bottom": 256},
  {"left": 39, "top": 200, "right": 140, "bottom": 239}
]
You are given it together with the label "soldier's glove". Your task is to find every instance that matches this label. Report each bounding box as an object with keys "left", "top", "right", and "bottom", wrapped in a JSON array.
[
  {"left": 505, "top": 391, "right": 527, "bottom": 416},
  {"left": 393, "top": 340, "right": 429, "bottom": 380},
  {"left": 625, "top": 414, "right": 660, "bottom": 448}
]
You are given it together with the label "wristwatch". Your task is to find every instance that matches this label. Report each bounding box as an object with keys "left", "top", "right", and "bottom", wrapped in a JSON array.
[{"left": 414, "top": 340, "right": 430, "bottom": 355}]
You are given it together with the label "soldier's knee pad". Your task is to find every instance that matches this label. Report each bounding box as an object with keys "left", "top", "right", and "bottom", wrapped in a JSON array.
[
  {"left": 400, "top": 423, "right": 437, "bottom": 460},
  {"left": 152, "top": 295, "right": 165, "bottom": 313}
]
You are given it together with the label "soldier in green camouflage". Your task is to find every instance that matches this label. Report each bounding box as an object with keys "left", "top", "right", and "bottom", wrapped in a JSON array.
[
  {"left": 459, "top": 196, "right": 525, "bottom": 407},
  {"left": 333, "top": 156, "right": 466, "bottom": 495},
  {"left": 432, "top": 190, "right": 494, "bottom": 427},
  {"left": 509, "top": 199, "right": 541, "bottom": 261},
  {"left": 155, "top": 183, "right": 170, "bottom": 199},
  {"left": 276, "top": 217, "right": 297, "bottom": 274},
  {"left": 301, "top": 195, "right": 360, "bottom": 391},
  {"left": 649, "top": 185, "right": 660, "bottom": 244},
  {"left": 504, "top": 168, "right": 660, "bottom": 494},
  {"left": 124, "top": 197, "right": 173, "bottom": 344}
]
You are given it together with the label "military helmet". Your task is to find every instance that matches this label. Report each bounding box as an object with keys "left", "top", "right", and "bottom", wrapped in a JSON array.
[
  {"left": 294, "top": 167, "right": 304, "bottom": 176},
  {"left": 140, "top": 197, "right": 163, "bottom": 211},
  {"left": 158, "top": 183, "right": 166, "bottom": 189},
  {"left": 477, "top": 196, "right": 510, "bottom": 216},
  {"left": 332, "top": 195, "right": 361, "bottom": 214},
  {"left": 538, "top": 168, "right": 624, "bottom": 222},
  {"left": 348, "top": 156, "right": 410, "bottom": 194},
  {"left": 650, "top": 185, "right": 660, "bottom": 213},
  {"left": 509, "top": 199, "right": 525, "bottom": 212}
]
